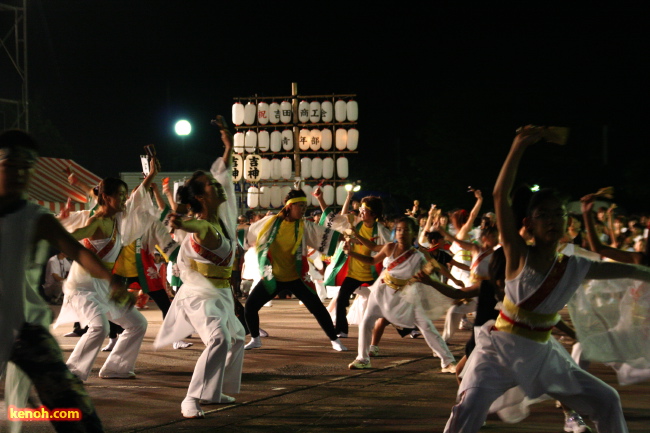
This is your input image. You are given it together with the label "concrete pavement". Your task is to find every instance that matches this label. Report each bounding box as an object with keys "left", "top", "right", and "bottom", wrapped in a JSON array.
[{"left": 2, "top": 298, "right": 649, "bottom": 432}]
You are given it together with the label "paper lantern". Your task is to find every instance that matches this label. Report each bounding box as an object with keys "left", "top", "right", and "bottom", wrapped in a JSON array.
[
  {"left": 281, "top": 130, "right": 293, "bottom": 151},
  {"left": 270, "top": 130, "right": 282, "bottom": 152},
  {"left": 310, "top": 129, "right": 322, "bottom": 151},
  {"left": 244, "top": 102, "right": 256, "bottom": 125},
  {"left": 269, "top": 102, "right": 281, "bottom": 124},
  {"left": 309, "top": 101, "right": 321, "bottom": 123},
  {"left": 321, "top": 100, "right": 333, "bottom": 123},
  {"left": 244, "top": 154, "right": 262, "bottom": 182},
  {"left": 232, "top": 102, "right": 245, "bottom": 125},
  {"left": 321, "top": 128, "right": 332, "bottom": 150},
  {"left": 300, "top": 157, "right": 311, "bottom": 179},
  {"left": 247, "top": 186, "right": 259, "bottom": 208},
  {"left": 334, "top": 100, "right": 347, "bottom": 122},
  {"left": 280, "top": 100, "right": 292, "bottom": 124},
  {"left": 336, "top": 185, "right": 347, "bottom": 205},
  {"left": 258, "top": 101, "right": 270, "bottom": 125},
  {"left": 259, "top": 157, "right": 271, "bottom": 180},
  {"left": 244, "top": 130, "right": 257, "bottom": 153},
  {"left": 337, "top": 157, "right": 349, "bottom": 179},
  {"left": 323, "top": 184, "right": 334, "bottom": 206},
  {"left": 346, "top": 99, "right": 358, "bottom": 122},
  {"left": 347, "top": 128, "right": 359, "bottom": 151},
  {"left": 270, "top": 186, "right": 282, "bottom": 208},
  {"left": 302, "top": 184, "right": 312, "bottom": 199},
  {"left": 280, "top": 157, "right": 292, "bottom": 179},
  {"left": 271, "top": 159, "right": 281, "bottom": 180},
  {"left": 233, "top": 131, "right": 245, "bottom": 153},
  {"left": 335, "top": 128, "right": 347, "bottom": 150},
  {"left": 232, "top": 154, "right": 244, "bottom": 182},
  {"left": 258, "top": 130, "right": 270, "bottom": 152},
  {"left": 298, "top": 100, "right": 310, "bottom": 123},
  {"left": 322, "top": 157, "right": 334, "bottom": 179},
  {"left": 298, "top": 129, "right": 310, "bottom": 151},
  {"left": 281, "top": 186, "right": 292, "bottom": 200},
  {"left": 259, "top": 186, "right": 271, "bottom": 208},
  {"left": 311, "top": 157, "right": 323, "bottom": 179}
]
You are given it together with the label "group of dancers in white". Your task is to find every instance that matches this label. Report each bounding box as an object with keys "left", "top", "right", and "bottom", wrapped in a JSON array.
[{"left": 2, "top": 121, "right": 650, "bottom": 433}]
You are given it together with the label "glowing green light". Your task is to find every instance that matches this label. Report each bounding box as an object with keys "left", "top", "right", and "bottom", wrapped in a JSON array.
[{"left": 531, "top": 184, "right": 540, "bottom": 192}]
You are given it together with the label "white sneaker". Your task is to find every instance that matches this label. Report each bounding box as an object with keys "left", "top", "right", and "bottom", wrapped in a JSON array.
[
  {"left": 348, "top": 359, "right": 371, "bottom": 369},
  {"left": 441, "top": 362, "right": 457, "bottom": 374},
  {"left": 199, "top": 394, "right": 235, "bottom": 404},
  {"left": 369, "top": 345, "right": 380, "bottom": 357},
  {"left": 259, "top": 328, "right": 269, "bottom": 338},
  {"left": 173, "top": 340, "right": 193, "bottom": 349},
  {"left": 181, "top": 396, "right": 204, "bottom": 419},
  {"left": 245, "top": 337, "right": 262, "bottom": 350},
  {"left": 263, "top": 301, "right": 273, "bottom": 307},
  {"left": 101, "top": 337, "right": 118, "bottom": 352},
  {"left": 458, "top": 318, "right": 473, "bottom": 330},
  {"left": 409, "top": 330, "right": 421, "bottom": 339},
  {"left": 337, "top": 332, "right": 348, "bottom": 338},
  {"left": 331, "top": 338, "right": 348, "bottom": 351},
  {"left": 99, "top": 371, "right": 136, "bottom": 379},
  {"left": 564, "top": 413, "right": 591, "bottom": 433}
]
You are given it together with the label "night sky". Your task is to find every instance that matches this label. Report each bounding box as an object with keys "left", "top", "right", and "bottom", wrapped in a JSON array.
[{"left": 4, "top": 2, "right": 649, "bottom": 213}]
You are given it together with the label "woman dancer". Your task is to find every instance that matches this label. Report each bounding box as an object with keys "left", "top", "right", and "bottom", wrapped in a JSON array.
[
  {"left": 55, "top": 160, "right": 159, "bottom": 380},
  {"left": 153, "top": 116, "right": 245, "bottom": 419},
  {"left": 347, "top": 217, "right": 455, "bottom": 372},
  {"left": 244, "top": 189, "right": 347, "bottom": 351},
  {"left": 443, "top": 126, "right": 650, "bottom": 433}
]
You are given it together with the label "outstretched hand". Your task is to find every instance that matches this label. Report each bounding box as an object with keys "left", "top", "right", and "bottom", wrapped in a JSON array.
[
  {"left": 513, "top": 125, "right": 544, "bottom": 148},
  {"left": 580, "top": 194, "right": 596, "bottom": 214}
]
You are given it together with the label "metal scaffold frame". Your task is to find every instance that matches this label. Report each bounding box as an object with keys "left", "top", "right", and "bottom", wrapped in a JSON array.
[{"left": 0, "top": 0, "right": 29, "bottom": 131}]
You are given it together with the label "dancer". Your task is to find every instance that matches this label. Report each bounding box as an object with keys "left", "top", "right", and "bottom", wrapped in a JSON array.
[
  {"left": 154, "top": 115, "right": 245, "bottom": 419},
  {"left": 318, "top": 188, "right": 391, "bottom": 337},
  {"left": 1, "top": 129, "right": 128, "bottom": 432},
  {"left": 55, "top": 159, "right": 159, "bottom": 380},
  {"left": 347, "top": 217, "right": 455, "bottom": 372},
  {"left": 443, "top": 126, "right": 650, "bottom": 433},
  {"left": 243, "top": 189, "right": 347, "bottom": 351},
  {"left": 442, "top": 189, "right": 484, "bottom": 340}
]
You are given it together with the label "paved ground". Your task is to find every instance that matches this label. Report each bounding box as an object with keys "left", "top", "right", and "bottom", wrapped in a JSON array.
[{"left": 2, "top": 298, "right": 649, "bottom": 432}]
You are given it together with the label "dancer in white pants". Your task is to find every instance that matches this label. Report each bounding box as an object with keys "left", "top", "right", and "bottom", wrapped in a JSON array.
[
  {"left": 347, "top": 217, "right": 455, "bottom": 371},
  {"left": 56, "top": 159, "right": 159, "bottom": 380},
  {"left": 154, "top": 115, "right": 245, "bottom": 419}
]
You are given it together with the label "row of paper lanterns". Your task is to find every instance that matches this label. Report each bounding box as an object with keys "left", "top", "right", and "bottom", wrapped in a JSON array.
[
  {"left": 232, "top": 128, "right": 358, "bottom": 153},
  {"left": 247, "top": 184, "right": 351, "bottom": 208},
  {"left": 234, "top": 155, "right": 348, "bottom": 182},
  {"left": 233, "top": 100, "right": 358, "bottom": 126}
]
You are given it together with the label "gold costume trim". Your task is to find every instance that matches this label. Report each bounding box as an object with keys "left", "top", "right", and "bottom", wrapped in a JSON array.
[
  {"left": 189, "top": 259, "right": 232, "bottom": 289},
  {"left": 383, "top": 272, "right": 410, "bottom": 291},
  {"left": 494, "top": 297, "right": 560, "bottom": 343}
]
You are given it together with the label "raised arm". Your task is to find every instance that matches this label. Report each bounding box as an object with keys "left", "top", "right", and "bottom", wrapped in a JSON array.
[
  {"left": 141, "top": 156, "right": 159, "bottom": 191},
  {"left": 313, "top": 185, "right": 328, "bottom": 212},
  {"left": 493, "top": 127, "right": 543, "bottom": 277},
  {"left": 436, "top": 223, "right": 479, "bottom": 254},
  {"left": 340, "top": 189, "right": 354, "bottom": 215},
  {"left": 581, "top": 194, "right": 644, "bottom": 264},
  {"left": 151, "top": 183, "right": 166, "bottom": 212},
  {"left": 214, "top": 115, "right": 234, "bottom": 169},
  {"left": 456, "top": 190, "right": 483, "bottom": 240}
]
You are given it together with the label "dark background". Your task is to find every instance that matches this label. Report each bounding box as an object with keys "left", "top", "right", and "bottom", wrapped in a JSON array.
[{"left": 3, "top": 2, "right": 649, "bottom": 214}]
